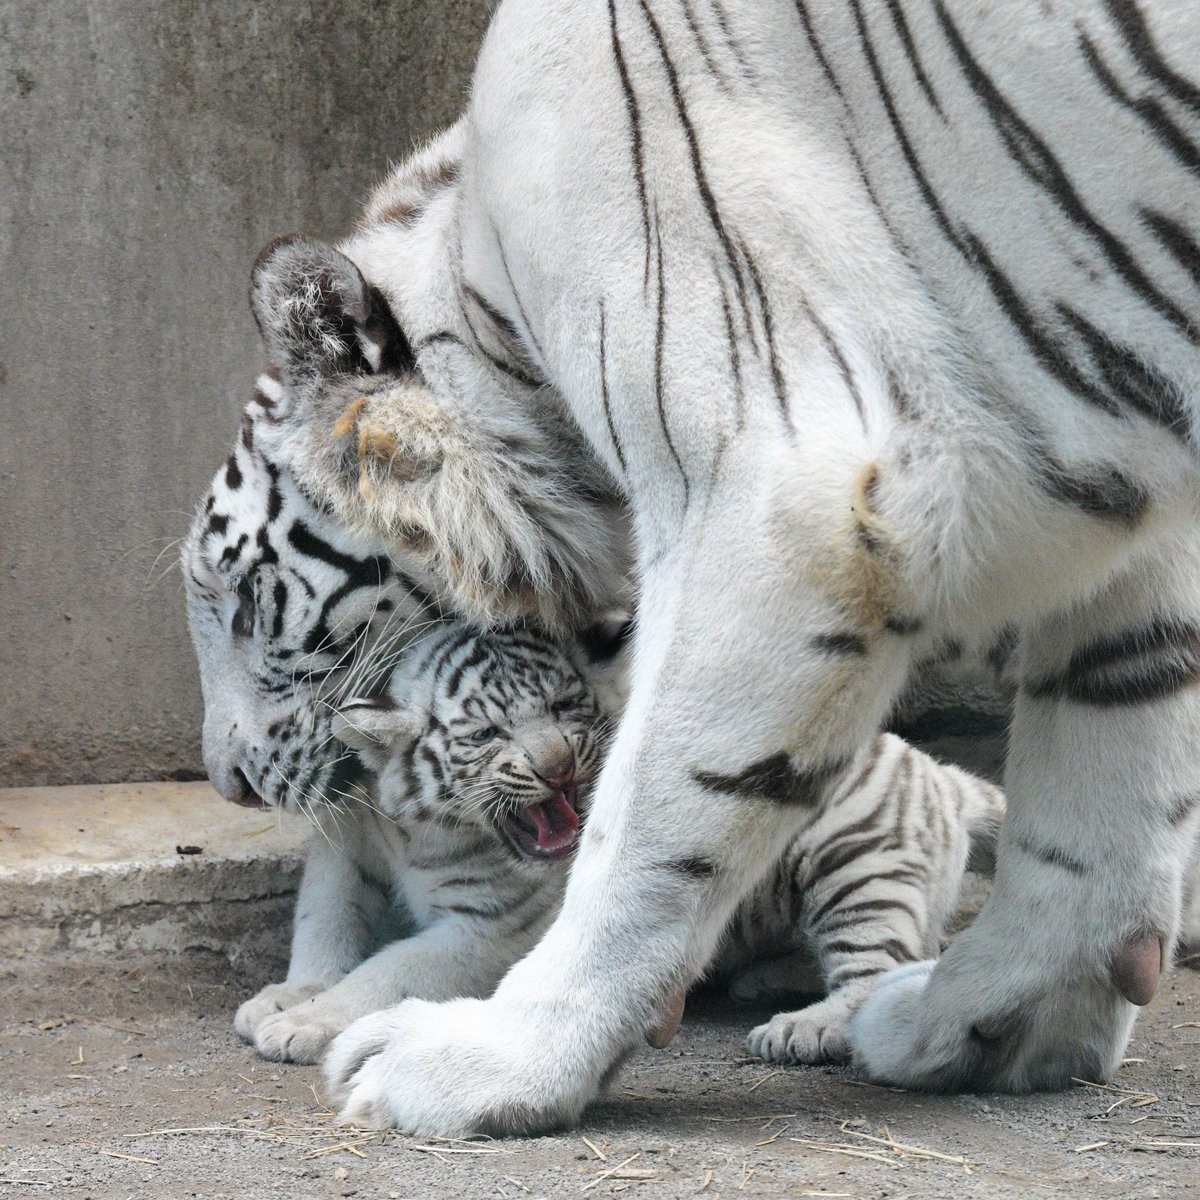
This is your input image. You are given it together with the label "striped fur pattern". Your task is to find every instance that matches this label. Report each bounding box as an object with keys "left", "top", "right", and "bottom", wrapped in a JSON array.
[
  {"left": 187, "top": 376, "right": 1004, "bottom": 1069},
  {"left": 181, "top": 377, "right": 445, "bottom": 815},
  {"left": 234, "top": 622, "right": 611, "bottom": 1065},
  {"left": 236, "top": 609, "right": 1001, "bottom": 1068},
  {"left": 286, "top": 1, "right": 1200, "bottom": 1133},
  {"left": 723, "top": 733, "right": 1003, "bottom": 1064},
  {"left": 183, "top": 227, "right": 629, "bottom": 816}
]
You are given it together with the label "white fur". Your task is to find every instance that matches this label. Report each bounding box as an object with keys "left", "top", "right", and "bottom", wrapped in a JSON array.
[
  {"left": 243, "top": 1, "right": 1200, "bottom": 1130},
  {"left": 233, "top": 620, "right": 608, "bottom": 1063}
]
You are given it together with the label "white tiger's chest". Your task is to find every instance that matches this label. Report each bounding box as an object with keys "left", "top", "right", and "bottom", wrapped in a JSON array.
[{"left": 353, "top": 804, "right": 560, "bottom": 930}]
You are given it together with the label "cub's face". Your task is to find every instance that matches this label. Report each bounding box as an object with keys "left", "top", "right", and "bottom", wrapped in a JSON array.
[
  {"left": 182, "top": 386, "right": 421, "bottom": 813},
  {"left": 336, "top": 627, "right": 612, "bottom": 865}
]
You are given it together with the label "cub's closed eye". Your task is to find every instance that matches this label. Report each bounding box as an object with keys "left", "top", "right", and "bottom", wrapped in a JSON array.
[
  {"left": 550, "top": 697, "right": 580, "bottom": 715},
  {"left": 468, "top": 725, "right": 499, "bottom": 744}
]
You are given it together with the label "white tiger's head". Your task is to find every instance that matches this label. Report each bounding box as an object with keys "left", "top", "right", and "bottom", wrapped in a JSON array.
[
  {"left": 332, "top": 623, "right": 625, "bottom": 865},
  {"left": 182, "top": 240, "right": 447, "bottom": 812}
]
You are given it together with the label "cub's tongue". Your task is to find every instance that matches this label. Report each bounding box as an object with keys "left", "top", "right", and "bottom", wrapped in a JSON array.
[{"left": 525, "top": 791, "right": 580, "bottom": 854}]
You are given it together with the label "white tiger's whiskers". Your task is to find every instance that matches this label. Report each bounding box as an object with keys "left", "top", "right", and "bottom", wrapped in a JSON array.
[
  {"left": 329, "top": 780, "right": 394, "bottom": 825},
  {"left": 269, "top": 758, "right": 341, "bottom": 850}
]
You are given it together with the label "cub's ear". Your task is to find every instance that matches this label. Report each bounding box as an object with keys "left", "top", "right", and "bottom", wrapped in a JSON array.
[
  {"left": 577, "top": 607, "right": 635, "bottom": 665},
  {"left": 249, "top": 235, "right": 413, "bottom": 375},
  {"left": 331, "top": 696, "right": 423, "bottom": 769}
]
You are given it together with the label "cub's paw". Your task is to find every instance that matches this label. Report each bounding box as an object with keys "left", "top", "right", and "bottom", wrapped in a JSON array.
[
  {"left": 253, "top": 998, "right": 353, "bottom": 1065},
  {"left": 848, "top": 933, "right": 1144, "bottom": 1091},
  {"left": 746, "top": 993, "right": 857, "bottom": 1064},
  {"left": 234, "top": 982, "right": 324, "bottom": 1043},
  {"left": 325, "top": 997, "right": 592, "bottom": 1136}
]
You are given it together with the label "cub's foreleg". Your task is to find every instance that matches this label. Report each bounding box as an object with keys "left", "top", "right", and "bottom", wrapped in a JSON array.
[
  {"left": 251, "top": 904, "right": 555, "bottom": 1064},
  {"left": 235, "top": 825, "right": 397, "bottom": 1044},
  {"left": 852, "top": 537, "right": 1200, "bottom": 1090}
]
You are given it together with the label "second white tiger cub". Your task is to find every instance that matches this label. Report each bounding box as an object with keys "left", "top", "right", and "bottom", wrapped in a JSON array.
[{"left": 237, "top": 614, "right": 1003, "bottom": 1067}]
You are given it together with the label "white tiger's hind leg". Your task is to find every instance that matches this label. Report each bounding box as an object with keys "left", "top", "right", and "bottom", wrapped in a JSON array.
[{"left": 851, "top": 540, "right": 1200, "bottom": 1090}]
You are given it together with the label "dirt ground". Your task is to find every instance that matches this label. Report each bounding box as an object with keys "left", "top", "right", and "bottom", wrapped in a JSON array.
[{"left": 2, "top": 950, "right": 1197, "bottom": 1200}]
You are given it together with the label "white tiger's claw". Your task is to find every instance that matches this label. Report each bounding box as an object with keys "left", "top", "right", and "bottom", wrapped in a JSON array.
[
  {"left": 645, "top": 986, "right": 686, "bottom": 1048},
  {"left": 1110, "top": 930, "right": 1164, "bottom": 1007}
]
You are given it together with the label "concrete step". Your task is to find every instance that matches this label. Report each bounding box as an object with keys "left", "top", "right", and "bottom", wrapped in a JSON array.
[
  {"left": 0, "top": 781, "right": 307, "bottom": 960},
  {"left": 0, "top": 780, "right": 996, "bottom": 963}
]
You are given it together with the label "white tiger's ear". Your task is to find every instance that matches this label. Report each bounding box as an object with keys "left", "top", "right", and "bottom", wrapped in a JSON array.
[
  {"left": 250, "top": 235, "right": 413, "bottom": 375},
  {"left": 332, "top": 697, "right": 423, "bottom": 768}
]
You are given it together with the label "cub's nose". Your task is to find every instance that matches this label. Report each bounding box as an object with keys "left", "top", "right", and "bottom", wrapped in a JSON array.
[{"left": 534, "top": 761, "right": 575, "bottom": 789}]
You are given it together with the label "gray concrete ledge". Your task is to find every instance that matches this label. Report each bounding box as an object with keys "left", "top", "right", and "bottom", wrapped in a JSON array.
[
  {"left": 0, "top": 781, "right": 307, "bottom": 958},
  {"left": 0, "top": 779, "right": 995, "bottom": 968}
]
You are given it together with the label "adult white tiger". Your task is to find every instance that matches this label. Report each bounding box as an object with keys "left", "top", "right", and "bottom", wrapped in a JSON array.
[{"left": 263, "top": 0, "right": 1200, "bottom": 1133}]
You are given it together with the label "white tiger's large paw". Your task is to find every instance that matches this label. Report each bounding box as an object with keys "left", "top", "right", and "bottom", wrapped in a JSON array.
[
  {"left": 746, "top": 991, "right": 859, "bottom": 1064},
  {"left": 324, "top": 997, "right": 597, "bottom": 1136},
  {"left": 848, "top": 928, "right": 1144, "bottom": 1091},
  {"left": 234, "top": 982, "right": 325, "bottom": 1044}
]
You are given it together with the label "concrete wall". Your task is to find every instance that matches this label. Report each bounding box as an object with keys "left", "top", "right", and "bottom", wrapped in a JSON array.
[{"left": 0, "top": 1, "right": 494, "bottom": 786}]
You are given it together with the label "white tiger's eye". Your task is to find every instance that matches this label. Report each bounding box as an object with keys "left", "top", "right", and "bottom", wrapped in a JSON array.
[
  {"left": 469, "top": 725, "right": 499, "bottom": 744},
  {"left": 550, "top": 696, "right": 579, "bottom": 715},
  {"left": 231, "top": 574, "right": 256, "bottom": 638}
]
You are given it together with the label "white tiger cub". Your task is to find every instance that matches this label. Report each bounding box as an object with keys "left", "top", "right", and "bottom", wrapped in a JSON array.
[
  {"left": 234, "top": 620, "right": 611, "bottom": 1064},
  {"left": 254, "top": 0, "right": 1200, "bottom": 1133}
]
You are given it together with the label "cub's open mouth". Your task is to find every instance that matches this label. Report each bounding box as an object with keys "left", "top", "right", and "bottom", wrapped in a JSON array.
[{"left": 499, "top": 787, "right": 581, "bottom": 861}]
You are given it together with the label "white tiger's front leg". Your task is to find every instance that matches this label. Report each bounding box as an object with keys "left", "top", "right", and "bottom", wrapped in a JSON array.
[
  {"left": 324, "top": 457, "right": 915, "bottom": 1134},
  {"left": 852, "top": 543, "right": 1200, "bottom": 1090}
]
